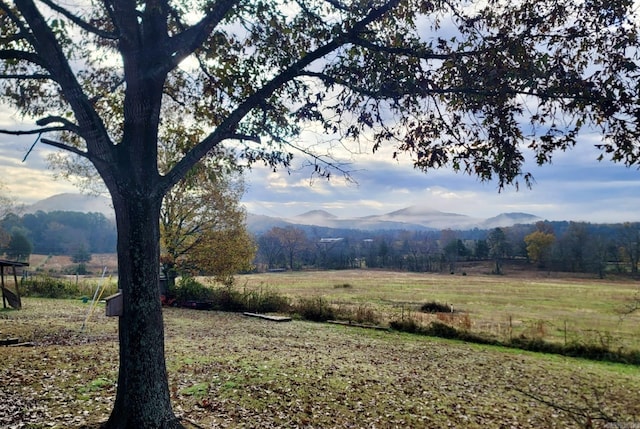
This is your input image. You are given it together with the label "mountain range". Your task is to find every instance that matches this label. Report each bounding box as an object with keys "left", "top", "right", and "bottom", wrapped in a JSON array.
[
  {"left": 248, "top": 207, "right": 541, "bottom": 233},
  {"left": 25, "top": 193, "right": 542, "bottom": 232}
]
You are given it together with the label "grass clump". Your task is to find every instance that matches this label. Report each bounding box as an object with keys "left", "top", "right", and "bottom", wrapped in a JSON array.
[
  {"left": 420, "top": 301, "right": 453, "bottom": 313},
  {"left": 389, "top": 316, "right": 640, "bottom": 365},
  {"left": 294, "top": 297, "right": 335, "bottom": 322},
  {"left": 334, "top": 283, "right": 353, "bottom": 289},
  {"left": 170, "top": 277, "right": 290, "bottom": 314}
]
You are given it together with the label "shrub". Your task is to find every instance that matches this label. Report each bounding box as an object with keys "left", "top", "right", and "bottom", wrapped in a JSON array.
[
  {"left": 389, "top": 317, "right": 421, "bottom": 334},
  {"left": 333, "top": 303, "right": 381, "bottom": 325},
  {"left": 207, "top": 286, "right": 244, "bottom": 312},
  {"left": 352, "top": 304, "right": 380, "bottom": 325},
  {"left": 333, "top": 283, "right": 352, "bottom": 289},
  {"left": 424, "top": 321, "right": 459, "bottom": 339},
  {"left": 241, "top": 286, "right": 290, "bottom": 313},
  {"left": 295, "top": 297, "right": 335, "bottom": 322},
  {"left": 21, "top": 276, "right": 80, "bottom": 298},
  {"left": 172, "top": 277, "right": 212, "bottom": 302},
  {"left": 420, "top": 301, "right": 453, "bottom": 313}
]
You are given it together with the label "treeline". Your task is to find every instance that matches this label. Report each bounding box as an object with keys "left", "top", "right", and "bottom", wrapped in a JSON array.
[
  {"left": 253, "top": 221, "right": 640, "bottom": 276},
  {"left": 0, "top": 210, "right": 117, "bottom": 258}
]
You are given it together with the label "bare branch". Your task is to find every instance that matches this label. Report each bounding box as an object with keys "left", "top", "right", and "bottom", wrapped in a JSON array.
[
  {"left": 0, "top": 125, "right": 69, "bottom": 135},
  {"left": 88, "top": 78, "right": 125, "bottom": 104},
  {"left": 37, "top": 0, "right": 119, "bottom": 39},
  {"left": 165, "top": 0, "right": 238, "bottom": 71},
  {"left": 41, "top": 137, "right": 87, "bottom": 158},
  {"left": 349, "top": 37, "right": 460, "bottom": 60},
  {"left": 231, "top": 133, "right": 261, "bottom": 144},
  {"left": 0, "top": 73, "right": 50, "bottom": 79},
  {"left": 36, "top": 115, "right": 81, "bottom": 133},
  {"left": 0, "top": 48, "right": 46, "bottom": 67},
  {"left": 322, "top": 0, "right": 352, "bottom": 12}
]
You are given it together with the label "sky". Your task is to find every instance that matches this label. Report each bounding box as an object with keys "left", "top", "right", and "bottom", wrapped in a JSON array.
[
  {"left": 4, "top": 124, "right": 637, "bottom": 224},
  {"left": 239, "top": 139, "right": 640, "bottom": 223},
  {"left": 1, "top": 7, "right": 639, "bottom": 225}
]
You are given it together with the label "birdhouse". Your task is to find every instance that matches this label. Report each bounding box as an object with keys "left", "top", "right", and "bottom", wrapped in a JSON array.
[{"left": 105, "top": 290, "right": 123, "bottom": 317}]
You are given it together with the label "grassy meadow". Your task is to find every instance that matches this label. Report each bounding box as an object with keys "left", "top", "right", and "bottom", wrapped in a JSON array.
[
  {"left": 235, "top": 268, "right": 640, "bottom": 352},
  {"left": 2, "top": 264, "right": 639, "bottom": 427}
]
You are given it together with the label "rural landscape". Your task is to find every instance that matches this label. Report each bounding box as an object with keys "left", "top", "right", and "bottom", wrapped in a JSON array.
[
  {"left": 1, "top": 253, "right": 639, "bottom": 428},
  {"left": 2, "top": 0, "right": 640, "bottom": 428}
]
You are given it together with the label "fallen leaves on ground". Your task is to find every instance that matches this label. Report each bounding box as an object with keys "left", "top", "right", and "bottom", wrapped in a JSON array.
[{"left": 0, "top": 299, "right": 638, "bottom": 428}]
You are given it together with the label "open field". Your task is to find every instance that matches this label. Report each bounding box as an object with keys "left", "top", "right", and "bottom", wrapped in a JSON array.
[
  {"left": 236, "top": 269, "right": 640, "bottom": 352},
  {"left": 0, "top": 297, "right": 639, "bottom": 428},
  {"left": 28, "top": 254, "right": 119, "bottom": 275}
]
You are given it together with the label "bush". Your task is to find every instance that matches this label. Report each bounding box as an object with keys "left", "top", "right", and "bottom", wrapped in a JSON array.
[
  {"left": 295, "top": 297, "right": 335, "bottom": 322},
  {"left": 424, "top": 321, "right": 459, "bottom": 338},
  {"left": 172, "top": 277, "right": 213, "bottom": 302},
  {"left": 333, "top": 283, "right": 352, "bottom": 289},
  {"left": 389, "top": 317, "right": 421, "bottom": 334},
  {"left": 169, "top": 278, "right": 291, "bottom": 313},
  {"left": 209, "top": 287, "right": 245, "bottom": 312},
  {"left": 420, "top": 301, "right": 453, "bottom": 313},
  {"left": 332, "top": 303, "right": 380, "bottom": 325},
  {"left": 241, "top": 286, "right": 290, "bottom": 313},
  {"left": 21, "top": 276, "right": 80, "bottom": 298}
]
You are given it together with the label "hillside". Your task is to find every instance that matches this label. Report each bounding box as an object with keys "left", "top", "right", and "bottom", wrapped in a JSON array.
[
  {"left": 248, "top": 205, "right": 541, "bottom": 233},
  {"left": 27, "top": 194, "right": 542, "bottom": 233}
]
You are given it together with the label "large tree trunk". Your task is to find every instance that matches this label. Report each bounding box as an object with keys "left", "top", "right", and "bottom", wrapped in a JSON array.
[{"left": 105, "top": 192, "right": 183, "bottom": 429}]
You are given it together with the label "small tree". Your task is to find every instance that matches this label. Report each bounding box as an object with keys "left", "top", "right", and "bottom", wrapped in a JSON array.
[
  {"left": 160, "top": 162, "right": 250, "bottom": 285},
  {"left": 71, "top": 243, "right": 92, "bottom": 274},
  {"left": 5, "top": 230, "right": 32, "bottom": 262},
  {"left": 190, "top": 227, "right": 256, "bottom": 286},
  {"left": 71, "top": 243, "right": 92, "bottom": 264},
  {"left": 525, "top": 231, "right": 556, "bottom": 268},
  {"left": 487, "top": 228, "right": 510, "bottom": 275}
]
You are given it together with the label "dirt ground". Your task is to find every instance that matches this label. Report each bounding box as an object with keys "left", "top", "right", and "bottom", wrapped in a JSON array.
[{"left": 0, "top": 298, "right": 638, "bottom": 428}]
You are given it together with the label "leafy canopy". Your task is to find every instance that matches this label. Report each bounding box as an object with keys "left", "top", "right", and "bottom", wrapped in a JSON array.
[{"left": 0, "top": 0, "right": 638, "bottom": 194}]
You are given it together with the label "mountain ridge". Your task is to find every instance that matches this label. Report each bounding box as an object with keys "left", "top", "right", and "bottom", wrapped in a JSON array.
[{"left": 26, "top": 193, "right": 542, "bottom": 232}]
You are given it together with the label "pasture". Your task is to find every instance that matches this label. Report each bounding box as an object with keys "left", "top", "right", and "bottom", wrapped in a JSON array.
[
  {"left": 0, "top": 268, "right": 638, "bottom": 428},
  {"left": 237, "top": 269, "right": 640, "bottom": 352}
]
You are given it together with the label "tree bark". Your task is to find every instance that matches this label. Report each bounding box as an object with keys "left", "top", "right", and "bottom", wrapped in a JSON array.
[{"left": 104, "top": 192, "right": 183, "bottom": 429}]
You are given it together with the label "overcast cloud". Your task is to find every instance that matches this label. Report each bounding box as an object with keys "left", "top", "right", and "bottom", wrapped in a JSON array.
[
  {"left": 1, "top": 116, "right": 639, "bottom": 224},
  {"left": 241, "top": 138, "right": 640, "bottom": 223}
]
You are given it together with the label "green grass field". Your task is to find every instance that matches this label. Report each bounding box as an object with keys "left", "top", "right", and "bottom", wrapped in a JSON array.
[
  {"left": 1, "top": 268, "right": 639, "bottom": 428},
  {"left": 235, "top": 269, "right": 640, "bottom": 351}
]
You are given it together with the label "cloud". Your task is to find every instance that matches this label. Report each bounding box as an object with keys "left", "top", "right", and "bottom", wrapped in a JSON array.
[{"left": 241, "top": 137, "right": 640, "bottom": 223}]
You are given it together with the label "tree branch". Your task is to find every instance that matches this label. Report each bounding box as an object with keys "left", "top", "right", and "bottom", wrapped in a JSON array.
[
  {"left": 349, "top": 37, "right": 468, "bottom": 60},
  {"left": 0, "top": 73, "right": 50, "bottom": 79},
  {"left": 36, "top": 115, "right": 81, "bottom": 133},
  {"left": 0, "top": 49, "right": 46, "bottom": 67},
  {"left": 0, "top": 125, "right": 69, "bottom": 135},
  {"left": 165, "top": 0, "right": 238, "bottom": 71},
  {"left": 41, "top": 137, "right": 88, "bottom": 158},
  {"left": 14, "top": 0, "right": 114, "bottom": 165},
  {"left": 37, "top": 0, "right": 119, "bottom": 40},
  {"left": 159, "top": 0, "right": 403, "bottom": 195}
]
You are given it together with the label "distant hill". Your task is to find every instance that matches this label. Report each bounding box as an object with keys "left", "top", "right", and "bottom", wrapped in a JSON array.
[
  {"left": 26, "top": 193, "right": 114, "bottom": 219},
  {"left": 28, "top": 194, "right": 542, "bottom": 233},
  {"left": 247, "top": 205, "right": 542, "bottom": 233}
]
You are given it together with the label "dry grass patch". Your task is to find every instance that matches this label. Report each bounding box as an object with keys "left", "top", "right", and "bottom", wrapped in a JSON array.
[
  {"left": 239, "top": 270, "right": 640, "bottom": 351},
  {"left": 0, "top": 298, "right": 638, "bottom": 428}
]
